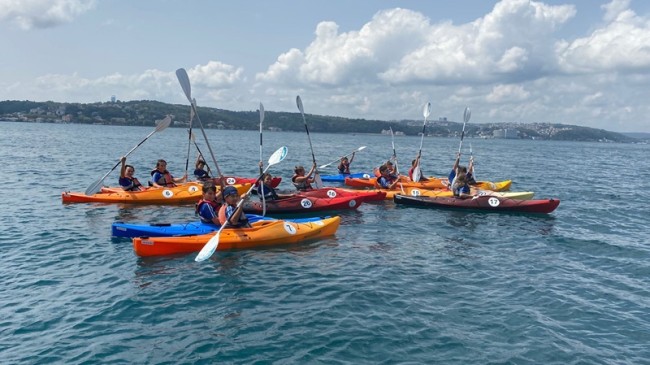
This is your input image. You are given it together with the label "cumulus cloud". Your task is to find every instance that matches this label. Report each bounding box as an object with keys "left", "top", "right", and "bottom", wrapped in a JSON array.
[{"left": 0, "top": 0, "right": 95, "bottom": 30}]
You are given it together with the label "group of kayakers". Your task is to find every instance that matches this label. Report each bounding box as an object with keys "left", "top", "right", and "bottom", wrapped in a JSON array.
[{"left": 117, "top": 146, "right": 477, "bottom": 230}]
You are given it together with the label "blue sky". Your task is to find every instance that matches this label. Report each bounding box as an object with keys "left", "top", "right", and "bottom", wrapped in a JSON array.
[{"left": 1, "top": 0, "right": 650, "bottom": 132}]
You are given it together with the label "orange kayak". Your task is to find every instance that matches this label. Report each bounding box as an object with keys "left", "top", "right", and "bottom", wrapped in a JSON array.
[
  {"left": 344, "top": 176, "right": 511, "bottom": 192},
  {"left": 132, "top": 216, "right": 341, "bottom": 256},
  {"left": 61, "top": 182, "right": 251, "bottom": 204}
]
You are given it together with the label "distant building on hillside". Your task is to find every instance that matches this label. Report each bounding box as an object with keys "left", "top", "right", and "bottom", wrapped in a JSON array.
[
  {"left": 493, "top": 128, "right": 518, "bottom": 139},
  {"left": 111, "top": 95, "right": 116, "bottom": 103}
]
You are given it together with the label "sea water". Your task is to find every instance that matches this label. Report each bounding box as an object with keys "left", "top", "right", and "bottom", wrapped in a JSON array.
[{"left": 1, "top": 121, "right": 649, "bottom": 364}]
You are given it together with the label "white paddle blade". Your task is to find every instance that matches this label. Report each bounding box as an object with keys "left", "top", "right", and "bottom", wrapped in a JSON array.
[
  {"left": 259, "top": 103, "right": 265, "bottom": 124},
  {"left": 175, "top": 68, "right": 193, "bottom": 102},
  {"left": 423, "top": 102, "right": 432, "bottom": 119},
  {"left": 412, "top": 166, "right": 422, "bottom": 183},
  {"left": 314, "top": 173, "right": 324, "bottom": 189},
  {"left": 155, "top": 115, "right": 172, "bottom": 132},
  {"left": 464, "top": 107, "right": 471, "bottom": 123},
  {"left": 85, "top": 178, "right": 104, "bottom": 196},
  {"left": 195, "top": 232, "right": 220, "bottom": 262},
  {"left": 268, "top": 146, "right": 288, "bottom": 166},
  {"left": 358, "top": 146, "right": 367, "bottom": 151},
  {"left": 296, "top": 95, "right": 304, "bottom": 113}
]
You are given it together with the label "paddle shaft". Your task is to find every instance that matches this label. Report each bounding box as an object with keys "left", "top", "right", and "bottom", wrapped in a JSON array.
[
  {"left": 390, "top": 127, "right": 399, "bottom": 175},
  {"left": 320, "top": 146, "right": 365, "bottom": 169},
  {"left": 296, "top": 96, "right": 323, "bottom": 188}
]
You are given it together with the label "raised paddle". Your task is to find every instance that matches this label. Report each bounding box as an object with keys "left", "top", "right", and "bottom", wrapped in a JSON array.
[
  {"left": 175, "top": 68, "right": 225, "bottom": 180},
  {"left": 190, "top": 130, "right": 213, "bottom": 177},
  {"left": 84, "top": 115, "right": 172, "bottom": 195},
  {"left": 184, "top": 101, "right": 196, "bottom": 178},
  {"left": 469, "top": 142, "right": 476, "bottom": 180},
  {"left": 458, "top": 107, "right": 471, "bottom": 154},
  {"left": 259, "top": 103, "right": 266, "bottom": 216},
  {"left": 296, "top": 95, "right": 323, "bottom": 189},
  {"left": 412, "top": 102, "right": 432, "bottom": 183},
  {"left": 195, "top": 146, "right": 289, "bottom": 262},
  {"left": 389, "top": 126, "right": 399, "bottom": 174},
  {"left": 319, "top": 146, "right": 366, "bottom": 169}
]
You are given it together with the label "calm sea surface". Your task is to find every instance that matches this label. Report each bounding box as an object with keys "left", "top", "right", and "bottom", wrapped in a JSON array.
[{"left": 1, "top": 121, "right": 649, "bottom": 364}]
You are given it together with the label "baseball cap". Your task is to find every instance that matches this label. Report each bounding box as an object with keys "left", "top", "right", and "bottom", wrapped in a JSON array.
[{"left": 223, "top": 186, "right": 239, "bottom": 197}]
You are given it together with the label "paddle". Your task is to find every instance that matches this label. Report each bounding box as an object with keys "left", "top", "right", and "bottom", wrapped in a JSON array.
[
  {"left": 469, "top": 143, "right": 476, "bottom": 180},
  {"left": 389, "top": 127, "right": 399, "bottom": 174},
  {"left": 259, "top": 103, "right": 266, "bottom": 216},
  {"left": 319, "top": 146, "right": 366, "bottom": 169},
  {"left": 195, "top": 146, "right": 289, "bottom": 262},
  {"left": 175, "top": 68, "right": 225, "bottom": 180},
  {"left": 296, "top": 95, "right": 323, "bottom": 189},
  {"left": 84, "top": 115, "right": 171, "bottom": 195},
  {"left": 412, "top": 102, "right": 432, "bottom": 182},
  {"left": 458, "top": 107, "right": 471, "bottom": 154},
  {"left": 184, "top": 101, "right": 195, "bottom": 178},
  {"left": 190, "top": 130, "right": 213, "bottom": 177}
]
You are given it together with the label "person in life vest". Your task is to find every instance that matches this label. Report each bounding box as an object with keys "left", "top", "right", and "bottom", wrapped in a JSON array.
[
  {"left": 292, "top": 162, "right": 316, "bottom": 191},
  {"left": 375, "top": 165, "right": 400, "bottom": 189},
  {"left": 196, "top": 182, "right": 224, "bottom": 225},
  {"left": 218, "top": 186, "right": 251, "bottom": 228},
  {"left": 257, "top": 173, "right": 280, "bottom": 201},
  {"left": 151, "top": 159, "right": 187, "bottom": 188},
  {"left": 194, "top": 155, "right": 211, "bottom": 182},
  {"left": 448, "top": 152, "right": 476, "bottom": 189},
  {"left": 337, "top": 152, "right": 355, "bottom": 174},
  {"left": 119, "top": 156, "right": 145, "bottom": 191},
  {"left": 451, "top": 170, "right": 472, "bottom": 198},
  {"left": 408, "top": 155, "right": 429, "bottom": 182}
]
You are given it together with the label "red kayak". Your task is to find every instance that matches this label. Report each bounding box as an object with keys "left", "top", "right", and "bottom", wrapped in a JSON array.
[
  {"left": 243, "top": 195, "right": 362, "bottom": 214},
  {"left": 296, "top": 187, "right": 386, "bottom": 202},
  {"left": 393, "top": 194, "right": 559, "bottom": 214}
]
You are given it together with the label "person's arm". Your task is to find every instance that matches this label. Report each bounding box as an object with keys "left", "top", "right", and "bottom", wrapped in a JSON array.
[
  {"left": 228, "top": 193, "right": 249, "bottom": 225},
  {"left": 452, "top": 152, "right": 460, "bottom": 172},
  {"left": 306, "top": 163, "right": 316, "bottom": 177},
  {"left": 349, "top": 152, "right": 355, "bottom": 164},
  {"left": 120, "top": 156, "right": 127, "bottom": 178},
  {"left": 152, "top": 172, "right": 163, "bottom": 188},
  {"left": 173, "top": 173, "right": 188, "bottom": 184}
]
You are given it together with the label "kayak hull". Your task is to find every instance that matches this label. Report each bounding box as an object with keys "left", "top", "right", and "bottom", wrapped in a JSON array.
[
  {"left": 242, "top": 195, "right": 362, "bottom": 214},
  {"left": 296, "top": 187, "right": 386, "bottom": 202},
  {"left": 211, "top": 176, "right": 281, "bottom": 188},
  {"left": 62, "top": 182, "right": 250, "bottom": 204},
  {"left": 112, "top": 215, "right": 326, "bottom": 238},
  {"left": 394, "top": 194, "right": 559, "bottom": 214},
  {"left": 320, "top": 172, "right": 371, "bottom": 182},
  {"left": 132, "top": 217, "right": 341, "bottom": 256}
]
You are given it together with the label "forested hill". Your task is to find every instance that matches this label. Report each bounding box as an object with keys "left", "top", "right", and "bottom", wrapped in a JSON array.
[{"left": 0, "top": 99, "right": 639, "bottom": 143}]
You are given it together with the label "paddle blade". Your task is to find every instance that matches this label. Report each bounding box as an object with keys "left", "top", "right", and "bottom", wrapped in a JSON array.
[
  {"left": 259, "top": 103, "right": 265, "bottom": 124},
  {"left": 175, "top": 68, "right": 192, "bottom": 103},
  {"left": 314, "top": 172, "right": 324, "bottom": 189},
  {"left": 423, "top": 102, "right": 432, "bottom": 119},
  {"left": 195, "top": 231, "right": 221, "bottom": 262},
  {"left": 268, "top": 146, "right": 288, "bottom": 166},
  {"left": 464, "top": 107, "right": 471, "bottom": 123},
  {"left": 155, "top": 115, "right": 172, "bottom": 132},
  {"left": 84, "top": 178, "right": 104, "bottom": 196},
  {"left": 358, "top": 146, "right": 367, "bottom": 151},
  {"left": 412, "top": 166, "right": 422, "bottom": 183},
  {"left": 296, "top": 95, "right": 304, "bottom": 114}
]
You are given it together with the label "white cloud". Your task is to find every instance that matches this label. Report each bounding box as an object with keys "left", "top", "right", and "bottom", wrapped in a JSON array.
[{"left": 0, "top": 0, "right": 95, "bottom": 29}]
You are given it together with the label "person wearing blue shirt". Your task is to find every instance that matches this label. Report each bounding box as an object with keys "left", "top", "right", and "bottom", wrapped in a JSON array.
[
  {"left": 375, "top": 165, "right": 399, "bottom": 189},
  {"left": 218, "top": 186, "right": 251, "bottom": 228},
  {"left": 119, "top": 156, "right": 145, "bottom": 191},
  {"left": 257, "top": 173, "right": 280, "bottom": 201}
]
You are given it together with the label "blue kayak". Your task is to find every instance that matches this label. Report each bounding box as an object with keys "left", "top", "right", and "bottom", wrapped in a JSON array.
[
  {"left": 320, "top": 172, "right": 371, "bottom": 182},
  {"left": 112, "top": 214, "right": 327, "bottom": 238}
]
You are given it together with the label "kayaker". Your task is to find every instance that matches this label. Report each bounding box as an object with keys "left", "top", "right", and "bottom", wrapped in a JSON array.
[
  {"left": 448, "top": 153, "right": 476, "bottom": 188},
  {"left": 194, "top": 155, "right": 211, "bottom": 182},
  {"left": 119, "top": 156, "right": 145, "bottom": 191},
  {"left": 257, "top": 173, "right": 280, "bottom": 201},
  {"left": 151, "top": 159, "right": 187, "bottom": 188},
  {"left": 218, "top": 186, "right": 251, "bottom": 228},
  {"left": 451, "top": 171, "right": 472, "bottom": 198},
  {"left": 375, "top": 165, "right": 400, "bottom": 189},
  {"left": 292, "top": 163, "right": 316, "bottom": 191},
  {"left": 196, "top": 183, "right": 224, "bottom": 225},
  {"left": 408, "top": 156, "right": 429, "bottom": 182},
  {"left": 337, "top": 153, "right": 355, "bottom": 174}
]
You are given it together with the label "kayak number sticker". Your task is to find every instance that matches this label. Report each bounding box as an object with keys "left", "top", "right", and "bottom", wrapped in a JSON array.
[
  {"left": 314, "top": 220, "right": 324, "bottom": 226},
  {"left": 362, "top": 174, "right": 370, "bottom": 178},
  {"left": 283, "top": 222, "right": 297, "bottom": 235},
  {"left": 226, "top": 177, "right": 236, "bottom": 185},
  {"left": 410, "top": 189, "right": 421, "bottom": 196},
  {"left": 301, "top": 198, "right": 313, "bottom": 209},
  {"left": 477, "top": 190, "right": 488, "bottom": 196},
  {"left": 162, "top": 190, "right": 174, "bottom": 198},
  {"left": 488, "top": 197, "right": 500, "bottom": 207},
  {"left": 188, "top": 185, "right": 199, "bottom": 193},
  {"left": 326, "top": 189, "right": 337, "bottom": 198},
  {"left": 349, "top": 199, "right": 357, "bottom": 208}
]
